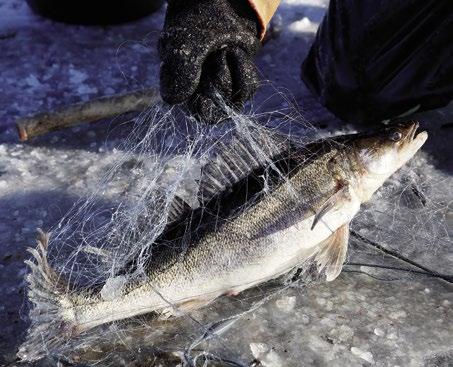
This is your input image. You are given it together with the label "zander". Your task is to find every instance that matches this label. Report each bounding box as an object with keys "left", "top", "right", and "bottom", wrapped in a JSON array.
[{"left": 19, "top": 121, "right": 427, "bottom": 361}]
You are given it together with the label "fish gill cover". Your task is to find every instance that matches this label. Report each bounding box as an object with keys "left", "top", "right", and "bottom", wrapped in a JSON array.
[{"left": 17, "top": 96, "right": 449, "bottom": 366}]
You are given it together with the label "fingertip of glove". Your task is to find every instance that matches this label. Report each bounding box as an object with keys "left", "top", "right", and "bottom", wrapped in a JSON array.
[{"left": 160, "top": 88, "right": 186, "bottom": 105}]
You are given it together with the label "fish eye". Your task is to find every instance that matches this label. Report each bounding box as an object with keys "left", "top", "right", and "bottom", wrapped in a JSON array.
[{"left": 389, "top": 131, "right": 403, "bottom": 142}]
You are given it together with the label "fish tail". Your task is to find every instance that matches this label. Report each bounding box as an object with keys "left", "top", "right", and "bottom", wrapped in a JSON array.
[{"left": 17, "top": 229, "right": 78, "bottom": 362}]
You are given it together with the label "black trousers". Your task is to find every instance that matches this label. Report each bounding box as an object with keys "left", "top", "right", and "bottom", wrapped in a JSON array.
[{"left": 301, "top": 0, "right": 453, "bottom": 124}]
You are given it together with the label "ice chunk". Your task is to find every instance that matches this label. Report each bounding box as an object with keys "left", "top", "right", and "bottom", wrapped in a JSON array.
[
  {"left": 374, "top": 328, "right": 385, "bottom": 337},
  {"left": 351, "top": 347, "right": 374, "bottom": 364},
  {"left": 100, "top": 276, "right": 128, "bottom": 301},
  {"left": 68, "top": 68, "right": 88, "bottom": 84},
  {"left": 288, "top": 17, "right": 317, "bottom": 33},
  {"left": 158, "top": 156, "right": 202, "bottom": 209},
  {"left": 250, "top": 343, "right": 283, "bottom": 367},
  {"left": 275, "top": 296, "right": 296, "bottom": 312}
]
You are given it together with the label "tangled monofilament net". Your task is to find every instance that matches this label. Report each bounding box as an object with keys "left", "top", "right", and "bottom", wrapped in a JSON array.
[
  {"left": 25, "top": 96, "right": 319, "bottom": 365},
  {"left": 49, "top": 96, "right": 314, "bottom": 287},
  {"left": 22, "top": 95, "right": 451, "bottom": 366}
]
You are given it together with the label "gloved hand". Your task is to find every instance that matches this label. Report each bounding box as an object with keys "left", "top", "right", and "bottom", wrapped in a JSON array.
[{"left": 159, "top": 0, "right": 261, "bottom": 123}]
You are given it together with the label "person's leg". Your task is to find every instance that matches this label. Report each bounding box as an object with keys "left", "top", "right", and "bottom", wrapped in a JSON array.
[{"left": 301, "top": 0, "right": 453, "bottom": 124}]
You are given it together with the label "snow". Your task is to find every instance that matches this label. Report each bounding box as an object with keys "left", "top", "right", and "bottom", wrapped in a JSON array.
[
  {"left": 350, "top": 347, "right": 374, "bottom": 364},
  {"left": 25, "top": 74, "right": 43, "bottom": 88},
  {"left": 275, "top": 296, "right": 296, "bottom": 312},
  {"left": 373, "top": 328, "right": 385, "bottom": 337},
  {"left": 287, "top": 17, "right": 318, "bottom": 34},
  {"left": 250, "top": 343, "right": 284, "bottom": 367},
  {"left": 158, "top": 156, "right": 203, "bottom": 209},
  {"left": 101, "top": 276, "right": 128, "bottom": 301},
  {"left": 0, "top": 0, "right": 452, "bottom": 366}
]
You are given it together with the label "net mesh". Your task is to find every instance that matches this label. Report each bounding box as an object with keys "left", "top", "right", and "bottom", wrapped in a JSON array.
[{"left": 20, "top": 95, "right": 451, "bottom": 366}]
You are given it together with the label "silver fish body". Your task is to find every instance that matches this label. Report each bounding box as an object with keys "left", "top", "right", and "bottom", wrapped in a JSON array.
[{"left": 19, "top": 122, "right": 427, "bottom": 361}]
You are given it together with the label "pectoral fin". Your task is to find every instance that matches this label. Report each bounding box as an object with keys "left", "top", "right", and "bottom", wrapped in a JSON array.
[
  {"left": 315, "top": 223, "right": 349, "bottom": 281},
  {"left": 311, "top": 183, "right": 350, "bottom": 230}
]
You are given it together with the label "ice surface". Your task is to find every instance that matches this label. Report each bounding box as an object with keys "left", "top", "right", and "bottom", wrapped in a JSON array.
[
  {"left": 350, "top": 347, "right": 374, "bottom": 364},
  {"left": 250, "top": 343, "right": 284, "bottom": 367},
  {"left": 0, "top": 0, "right": 452, "bottom": 365}
]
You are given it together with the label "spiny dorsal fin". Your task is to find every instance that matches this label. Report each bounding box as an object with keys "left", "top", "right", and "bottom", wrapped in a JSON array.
[
  {"left": 166, "top": 127, "right": 292, "bottom": 224},
  {"left": 315, "top": 223, "right": 349, "bottom": 281}
]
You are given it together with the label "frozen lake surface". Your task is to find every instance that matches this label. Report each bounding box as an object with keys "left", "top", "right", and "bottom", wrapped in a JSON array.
[{"left": 0, "top": 0, "right": 452, "bottom": 365}]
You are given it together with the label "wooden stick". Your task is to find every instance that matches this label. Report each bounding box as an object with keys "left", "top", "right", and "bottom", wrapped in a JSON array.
[{"left": 16, "top": 88, "right": 161, "bottom": 141}]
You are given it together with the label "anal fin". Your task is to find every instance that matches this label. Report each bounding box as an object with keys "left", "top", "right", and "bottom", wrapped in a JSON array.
[
  {"left": 314, "top": 223, "right": 349, "bottom": 281},
  {"left": 159, "top": 296, "right": 217, "bottom": 319}
]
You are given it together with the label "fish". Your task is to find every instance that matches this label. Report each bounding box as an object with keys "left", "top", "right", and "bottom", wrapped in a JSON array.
[{"left": 18, "top": 121, "right": 427, "bottom": 361}]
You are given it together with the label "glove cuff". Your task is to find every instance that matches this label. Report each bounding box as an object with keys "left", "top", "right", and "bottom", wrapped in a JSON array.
[{"left": 247, "top": 0, "right": 281, "bottom": 39}]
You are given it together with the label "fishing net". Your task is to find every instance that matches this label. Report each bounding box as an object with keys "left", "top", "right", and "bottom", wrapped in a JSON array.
[
  {"left": 18, "top": 93, "right": 452, "bottom": 366},
  {"left": 19, "top": 95, "right": 317, "bottom": 365}
]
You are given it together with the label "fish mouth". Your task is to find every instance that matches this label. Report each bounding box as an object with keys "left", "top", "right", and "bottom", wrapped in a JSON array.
[
  {"left": 400, "top": 121, "right": 426, "bottom": 141},
  {"left": 408, "top": 121, "right": 419, "bottom": 140},
  {"left": 404, "top": 121, "right": 428, "bottom": 148}
]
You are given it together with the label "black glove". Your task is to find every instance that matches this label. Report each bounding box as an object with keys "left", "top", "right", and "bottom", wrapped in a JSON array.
[{"left": 159, "top": 0, "right": 261, "bottom": 123}]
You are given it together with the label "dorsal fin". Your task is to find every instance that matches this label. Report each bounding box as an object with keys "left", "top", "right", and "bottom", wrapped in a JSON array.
[{"left": 165, "top": 127, "right": 293, "bottom": 224}]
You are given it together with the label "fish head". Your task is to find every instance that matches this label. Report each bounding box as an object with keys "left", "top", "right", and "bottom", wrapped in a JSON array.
[{"left": 350, "top": 121, "right": 428, "bottom": 201}]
